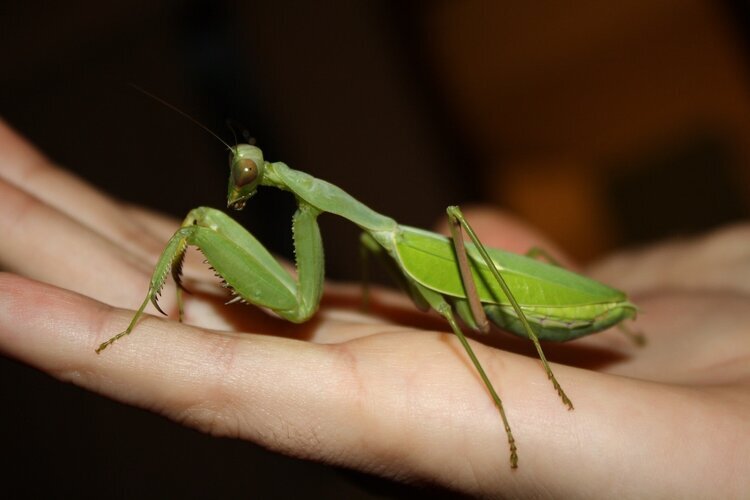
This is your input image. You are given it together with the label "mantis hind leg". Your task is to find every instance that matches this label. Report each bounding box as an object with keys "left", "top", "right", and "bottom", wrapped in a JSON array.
[
  {"left": 414, "top": 281, "right": 518, "bottom": 468},
  {"left": 446, "top": 206, "right": 574, "bottom": 410},
  {"left": 524, "top": 246, "right": 562, "bottom": 266}
]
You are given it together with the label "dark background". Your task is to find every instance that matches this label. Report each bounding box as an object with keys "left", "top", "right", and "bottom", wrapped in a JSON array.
[{"left": 2, "top": 1, "right": 750, "bottom": 497}]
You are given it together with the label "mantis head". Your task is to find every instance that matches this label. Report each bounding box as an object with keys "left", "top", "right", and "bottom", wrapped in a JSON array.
[{"left": 227, "top": 144, "right": 265, "bottom": 210}]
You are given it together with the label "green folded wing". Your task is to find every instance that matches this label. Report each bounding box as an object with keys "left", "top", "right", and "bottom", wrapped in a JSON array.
[{"left": 395, "top": 226, "right": 627, "bottom": 307}]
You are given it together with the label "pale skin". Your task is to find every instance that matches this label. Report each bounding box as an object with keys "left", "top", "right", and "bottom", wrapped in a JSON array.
[{"left": 0, "top": 119, "right": 748, "bottom": 497}]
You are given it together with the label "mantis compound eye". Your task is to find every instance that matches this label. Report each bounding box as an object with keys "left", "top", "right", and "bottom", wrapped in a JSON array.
[
  {"left": 227, "top": 144, "right": 265, "bottom": 210},
  {"left": 231, "top": 158, "right": 259, "bottom": 188}
]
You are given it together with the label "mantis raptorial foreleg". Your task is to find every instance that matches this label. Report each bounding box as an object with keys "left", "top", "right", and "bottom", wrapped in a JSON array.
[
  {"left": 446, "top": 206, "right": 574, "bottom": 410},
  {"left": 96, "top": 204, "right": 324, "bottom": 353}
]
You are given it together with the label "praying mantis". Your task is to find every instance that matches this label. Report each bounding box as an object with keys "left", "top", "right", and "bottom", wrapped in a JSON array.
[{"left": 96, "top": 139, "right": 637, "bottom": 469}]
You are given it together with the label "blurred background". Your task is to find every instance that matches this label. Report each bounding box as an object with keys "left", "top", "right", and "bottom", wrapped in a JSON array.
[{"left": 2, "top": 0, "right": 750, "bottom": 497}]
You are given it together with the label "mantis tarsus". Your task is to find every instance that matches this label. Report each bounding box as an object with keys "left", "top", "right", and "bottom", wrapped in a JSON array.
[{"left": 97, "top": 142, "right": 637, "bottom": 468}]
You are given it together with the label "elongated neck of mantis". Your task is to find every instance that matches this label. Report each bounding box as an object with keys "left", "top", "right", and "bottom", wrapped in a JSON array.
[{"left": 261, "top": 162, "right": 398, "bottom": 234}]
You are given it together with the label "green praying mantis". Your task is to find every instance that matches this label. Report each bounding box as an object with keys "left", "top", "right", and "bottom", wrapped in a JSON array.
[{"left": 96, "top": 123, "right": 638, "bottom": 468}]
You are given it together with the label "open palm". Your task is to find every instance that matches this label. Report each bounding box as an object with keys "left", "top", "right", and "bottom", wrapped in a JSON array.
[{"left": 0, "top": 119, "right": 747, "bottom": 497}]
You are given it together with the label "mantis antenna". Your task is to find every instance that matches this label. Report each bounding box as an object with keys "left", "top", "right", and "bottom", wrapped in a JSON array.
[{"left": 128, "top": 83, "right": 234, "bottom": 151}]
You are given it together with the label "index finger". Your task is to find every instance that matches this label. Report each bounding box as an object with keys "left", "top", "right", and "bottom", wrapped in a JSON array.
[
  {"left": 0, "top": 119, "right": 166, "bottom": 260},
  {"left": 2, "top": 272, "right": 739, "bottom": 498}
]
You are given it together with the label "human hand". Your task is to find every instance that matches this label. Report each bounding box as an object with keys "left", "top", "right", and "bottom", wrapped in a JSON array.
[{"left": 0, "top": 119, "right": 747, "bottom": 497}]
